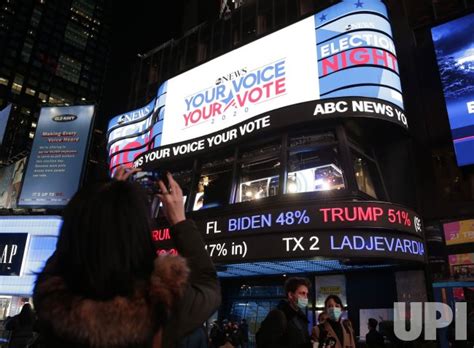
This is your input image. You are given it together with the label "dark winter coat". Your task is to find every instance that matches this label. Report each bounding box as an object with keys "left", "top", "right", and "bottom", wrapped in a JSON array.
[
  {"left": 312, "top": 319, "right": 356, "bottom": 348},
  {"left": 366, "top": 328, "right": 385, "bottom": 347},
  {"left": 32, "top": 220, "right": 221, "bottom": 348},
  {"left": 5, "top": 314, "right": 36, "bottom": 347},
  {"left": 256, "top": 299, "right": 311, "bottom": 348}
]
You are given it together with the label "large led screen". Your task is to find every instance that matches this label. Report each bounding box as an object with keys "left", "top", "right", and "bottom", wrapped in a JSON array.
[
  {"left": 431, "top": 12, "right": 474, "bottom": 166},
  {"left": 0, "top": 216, "right": 61, "bottom": 295},
  {"left": 19, "top": 105, "right": 94, "bottom": 207},
  {"left": 108, "top": 0, "right": 405, "bottom": 172}
]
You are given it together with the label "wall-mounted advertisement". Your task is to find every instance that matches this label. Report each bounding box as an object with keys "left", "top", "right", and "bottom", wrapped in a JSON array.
[
  {"left": 431, "top": 12, "right": 474, "bottom": 166},
  {"left": 443, "top": 219, "right": 474, "bottom": 245},
  {"left": 19, "top": 105, "right": 94, "bottom": 207},
  {"left": 0, "top": 216, "right": 61, "bottom": 295},
  {"left": 315, "top": 274, "right": 347, "bottom": 308},
  {"left": 0, "top": 233, "right": 28, "bottom": 276},
  {"left": 107, "top": 0, "right": 406, "bottom": 172},
  {"left": 448, "top": 253, "right": 474, "bottom": 279},
  {"left": 0, "top": 104, "right": 12, "bottom": 146}
]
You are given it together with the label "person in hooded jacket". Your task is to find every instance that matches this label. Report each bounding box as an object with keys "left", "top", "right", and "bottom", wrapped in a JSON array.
[
  {"left": 256, "top": 277, "right": 312, "bottom": 348},
  {"left": 312, "top": 295, "right": 355, "bottom": 348},
  {"left": 32, "top": 169, "right": 221, "bottom": 348}
]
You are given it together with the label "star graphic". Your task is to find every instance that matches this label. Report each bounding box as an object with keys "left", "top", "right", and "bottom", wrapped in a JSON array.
[
  {"left": 355, "top": 1, "right": 364, "bottom": 8},
  {"left": 319, "top": 13, "right": 327, "bottom": 22}
]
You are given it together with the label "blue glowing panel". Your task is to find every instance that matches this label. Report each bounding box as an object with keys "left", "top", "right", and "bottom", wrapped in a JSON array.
[
  {"left": 217, "top": 259, "right": 392, "bottom": 278},
  {"left": 0, "top": 104, "right": 12, "bottom": 146},
  {"left": 0, "top": 216, "right": 61, "bottom": 295},
  {"left": 431, "top": 12, "right": 474, "bottom": 166}
]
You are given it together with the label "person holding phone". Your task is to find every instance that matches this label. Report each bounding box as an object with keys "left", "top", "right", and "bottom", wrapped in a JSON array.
[{"left": 32, "top": 167, "right": 221, "bottom": 347}]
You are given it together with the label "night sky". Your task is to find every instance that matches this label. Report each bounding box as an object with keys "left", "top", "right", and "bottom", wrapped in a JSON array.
[{"left": 99, "top": 2, "right": 184, "bottom": 130}]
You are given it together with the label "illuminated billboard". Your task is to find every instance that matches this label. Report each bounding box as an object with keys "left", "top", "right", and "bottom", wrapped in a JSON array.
[
  {"left": 107, "top": 0, "right": 405, "bottom": 172},
  {"left": 443, "top": 219, "right": 474, "bottom": 246},
  {"left": 19, "top": 105, "right": 95, "bottom": 207},
  {"left": 154, "top": 201, "right": 425, "bottom": 263},
  {"left": 431, "top": 12, "right": 474, "bottom": 166},
  {"left": 0, "top": 216, "right": 61, "bottom": 295}
]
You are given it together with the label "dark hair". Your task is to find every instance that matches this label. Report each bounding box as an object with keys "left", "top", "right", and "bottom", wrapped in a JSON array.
[
  {"left": 18, "top": 303, "right": 35, "bottom": 326},
  {"left": 318, "top": 312, "right": 327, "bottom": 321},
  {"left": 368, "top": 318, "right": 378, "bottom": 329},
  {"left": 284, "top": 277, "right": 311, "bottom": 296},
  {"left": 324, "top": 294, "right": 344, "bottom": 309},
  {"left": 55, "top": 180, "right": 156, "bottom": 299}
]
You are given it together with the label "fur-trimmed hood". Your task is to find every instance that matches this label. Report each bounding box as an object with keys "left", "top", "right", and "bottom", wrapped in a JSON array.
[{"left": 33, "top": 255, "right": 190, "bottom": 347}]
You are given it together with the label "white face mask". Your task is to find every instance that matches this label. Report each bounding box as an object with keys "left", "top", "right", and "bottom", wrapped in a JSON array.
[
  {"left": 328, "top": 307, "right": 342, "bottom": 321},
  {"left": 296, "top": 297, "right": 308, "bottom": 309}
]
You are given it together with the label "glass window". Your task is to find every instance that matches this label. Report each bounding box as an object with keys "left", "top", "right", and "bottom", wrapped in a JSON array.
[
  {"left": 71, "top": 0, "right": 95, "bottom": 18},
  {"left": 11, "top": 74, "right": 24, "bottom": 94},
  {"left": 289, "top": 132, "right": 336, "bottom": 147},
  {"left": 287, "top": 146, "right": 345, "bottom": 194},
  {"left": 38, "top": 92, "right": 48, "bottom": 102},
  {"left": 25, "top": 88, "right": 36, "bottom": 96},
  {"left": 352, "top": 153, "right": 380, "bottom": 199},
  {"left": 237, "top": 142, "right": 281, "bottom": 203},
  {"left": 193, "top": 156, "right": 234, "bottom": 211},
  {"left": 31, "top": 8, "right": 42, "bottom": 27},
  {"left": 56, "top": 54, "right": 82, "bottom": 83},
  {"left": 64, "top": 22, "right": 88, "bottom": 49},
  {"left": 20, "top": 41, "right": 33, "bottom": 62}
]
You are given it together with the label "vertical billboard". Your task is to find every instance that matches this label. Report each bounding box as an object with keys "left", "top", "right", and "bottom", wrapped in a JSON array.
[
  {"left": 431, "top": 12, "right": 474, "bottom": 166},
  {"left": 19, "top": 105, "right": 94, "bottom": 207},
  {"left": 107, "top": 0, "right": 406, "bottom": 172},
  {"left": 0, "top": 104, "right": 12, "bottom": 146}
]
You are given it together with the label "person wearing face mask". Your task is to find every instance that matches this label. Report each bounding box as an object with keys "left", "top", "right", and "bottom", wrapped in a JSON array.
[
  {"left": 255, "top": 277, "right": 312, "bottom": 348},
  {"left": 312, "top": 295, "right": 355, "bottom": 348}
]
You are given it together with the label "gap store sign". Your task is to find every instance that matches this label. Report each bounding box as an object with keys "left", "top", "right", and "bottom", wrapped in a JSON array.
[{"left": 108, "top": 0, "right": 405, "bottom": 172}]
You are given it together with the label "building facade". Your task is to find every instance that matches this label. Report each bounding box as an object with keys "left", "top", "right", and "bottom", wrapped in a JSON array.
[
  {"left": 0, "top": 0, "right": 111, "bottom": 164},
  {"left": 104, "top": 0, "right": 474, "bottom": 345}
]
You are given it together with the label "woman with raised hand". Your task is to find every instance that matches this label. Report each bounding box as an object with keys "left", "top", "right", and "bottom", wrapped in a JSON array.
[{"left": 33, "top": 167, "right": 221, "bottom": 347}]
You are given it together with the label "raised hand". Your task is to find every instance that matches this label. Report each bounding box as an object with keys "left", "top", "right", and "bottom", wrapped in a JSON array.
[
  {"left": 157, "top": 172, "right": 186, "bottom": 226},
  {"left": 113, "top": 166, "right": 142, "bottom": 181}
]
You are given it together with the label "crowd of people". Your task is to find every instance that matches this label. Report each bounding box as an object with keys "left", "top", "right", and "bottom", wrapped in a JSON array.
[{"left": 209, "top": 319, "right": 249, "bottom": 348}]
